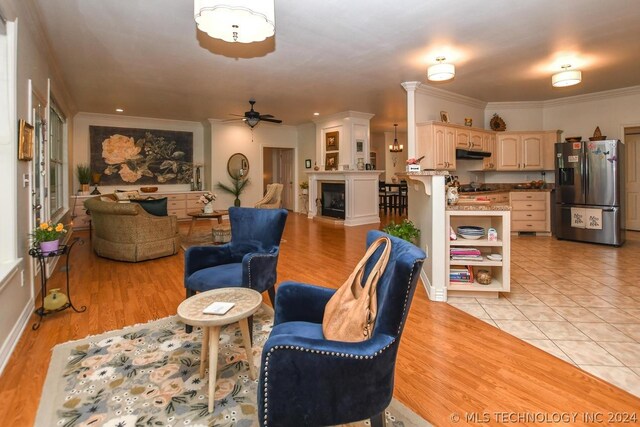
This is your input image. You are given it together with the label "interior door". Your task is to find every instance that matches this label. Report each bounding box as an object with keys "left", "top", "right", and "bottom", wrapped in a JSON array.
[
  {"left": 278, "top": 149, "right": 294, "bottom": 210},
  {"left": 625, "top": 131, "right": 640, "bottom": 230}
]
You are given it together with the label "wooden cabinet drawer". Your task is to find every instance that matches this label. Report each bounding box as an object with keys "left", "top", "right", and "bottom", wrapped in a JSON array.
[
  {"left": 168, "top": 200, "right": 186, "bottom": 209},
  {"left": 165, "top": 194, "right": 185, "bottom": 201},
  {"left": 511, "top": 200, "right": 545, "bottom": 211},
  {"left": 512, "top": 210, "right": 546, "bottom": 221},
  {"left": 187, "top": 193, "right": 203, "bottom": 201},
  {"left": 510, "top": 192, "right": 546, "bottom": 201},
  {"left": 512, "top": 220, "right": 547, "bottom": 231}
]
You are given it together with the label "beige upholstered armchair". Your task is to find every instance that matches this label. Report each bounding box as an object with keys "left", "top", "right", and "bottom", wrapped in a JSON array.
[
  {"left": 254, "top": 183, "right": 283, "bottom": 209},
  {"left": 83, "top": 196, "right": 180, "bottom": 262}
]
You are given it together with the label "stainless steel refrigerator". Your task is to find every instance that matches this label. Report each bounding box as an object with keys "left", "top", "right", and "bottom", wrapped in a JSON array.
[{"left": 555, "top": 140, "right": 625, "bottom": 246}]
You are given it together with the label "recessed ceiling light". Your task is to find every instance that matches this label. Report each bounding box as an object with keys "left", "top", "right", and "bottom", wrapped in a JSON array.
[
  {"left": 313, "top": 112, "right": 320, "bottom": 116},
  {"left": 115, "top": 108, "right": 124, "bottom": 113}
]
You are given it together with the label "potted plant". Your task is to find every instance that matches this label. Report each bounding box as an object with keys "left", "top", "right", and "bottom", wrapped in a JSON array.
[
  {"left": 33, "top": 221, "right": 67, "bottom": 255},
  {"left": 76, "top": 164, "right": 91, "bottom": 194},
  {"left": 299, "top": 181, "right": 309, "bottom": 195},
  {"left": 217, "top": 173, "right": 250, "bottom": 207},
  {"left": 382, "top": 219, "right": 420, "bottom": 245}
]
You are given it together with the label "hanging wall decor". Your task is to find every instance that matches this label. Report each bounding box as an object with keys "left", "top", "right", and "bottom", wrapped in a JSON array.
[
  {"left": 18, "top": 119, "right": 34, "bottom": 161},
  {"left": 90, "top": 126, "right": 194, "bottom": 185}
]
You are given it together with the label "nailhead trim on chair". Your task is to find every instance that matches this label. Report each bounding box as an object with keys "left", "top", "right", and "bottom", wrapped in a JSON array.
[
  {"left": 261, "top": 259, "right": 422, "bottom": 426},
  {"left": 246, "top": 253, "right": 277, "bottom": 289}
]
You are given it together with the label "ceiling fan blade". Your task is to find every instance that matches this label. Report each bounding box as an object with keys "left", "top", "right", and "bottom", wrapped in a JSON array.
[
  {"left": 229, "top": 114, "right": 246, "bottom": 117},
  {"left": 260, "top": 118, "right": 282, "bottom": 123},
  {"left": 259, "top": 114, "right": 274, "bottom": 118},
  {"left": 222, "top": 118, "right": 243, "bottom": 123}
]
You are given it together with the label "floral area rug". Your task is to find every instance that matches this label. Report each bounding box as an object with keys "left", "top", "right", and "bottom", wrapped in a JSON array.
[{"left": 36, "top": 305, "right": 431, "bottom": 427}]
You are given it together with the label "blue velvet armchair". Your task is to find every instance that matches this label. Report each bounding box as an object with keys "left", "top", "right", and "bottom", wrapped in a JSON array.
[
  {"left": 184, "top": 207, "right": 288, "bottom": 330},
  {"left": 258, "top": 230, "right": 426, "bottom": 427}
]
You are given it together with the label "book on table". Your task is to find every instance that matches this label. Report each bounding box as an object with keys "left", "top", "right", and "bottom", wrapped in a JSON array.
[{"left": 203, "top": 302, "right": 235, "bottom": 315}]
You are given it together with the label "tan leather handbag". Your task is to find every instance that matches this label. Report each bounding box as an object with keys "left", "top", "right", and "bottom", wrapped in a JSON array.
[{"left": 322, "top": 236, "right": 392, "bottom": 342}]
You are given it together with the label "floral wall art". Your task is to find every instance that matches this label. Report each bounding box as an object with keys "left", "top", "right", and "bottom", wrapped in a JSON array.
[{"left": 90, "top": 126, "right": 194, "bottom": 185}]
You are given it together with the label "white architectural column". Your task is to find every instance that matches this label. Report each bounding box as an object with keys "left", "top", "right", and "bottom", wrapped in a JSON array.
[{"left": 401, "top": 81, "right": 421, "bottom": 159}]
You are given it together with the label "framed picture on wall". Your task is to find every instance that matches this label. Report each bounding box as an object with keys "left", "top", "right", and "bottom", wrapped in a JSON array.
[
  {"left": 305, "top": 159, "right": 312, "bottom": 169},
  {"left": 18, "top": 119, "right": 34, "bottom": 161},
  {"left": 325, "top": 152, "right": 339, "bottom": 170},
  {"left": 440, "top": 111, "right": 450, "bottom": 123},
  {"left": 356, "top": 140, "right": 364, "bottom": 153},
  {"left": 325, "top": 131, "right": 339, "bottom": 151}
]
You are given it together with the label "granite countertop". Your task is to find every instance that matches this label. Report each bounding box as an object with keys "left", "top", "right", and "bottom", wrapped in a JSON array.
[
  {"left": 446, "top": 203, "right": 511, "bottom": 211},
  {"left": 399, "top": 171, "right": 450, "bottom": 176}
]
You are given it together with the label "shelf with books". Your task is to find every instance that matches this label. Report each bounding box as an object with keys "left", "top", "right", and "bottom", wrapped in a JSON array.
[{"left": 446, "top": 210, "right": 511, "bottom": 299}]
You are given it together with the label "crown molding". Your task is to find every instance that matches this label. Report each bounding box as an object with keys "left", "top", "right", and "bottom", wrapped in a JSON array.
[
  {"left": 486, "top": 101, "right": 545, "bottom": 110},
  {"left": 312, "top": 110, "right": 375, "bottom": 124},
  {"left": 416, "top": 85, "right": 487, "bottom": 109},
  {"left": 75, "top": 112, "right": 204, "bottom": 127},
  {"left": 542, "top": 85, "right": 640, "bottom": 108}
]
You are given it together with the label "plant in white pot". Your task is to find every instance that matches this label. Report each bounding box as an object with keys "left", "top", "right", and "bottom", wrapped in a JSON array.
[{"left": 299, "top": 181, "right": 309, "bottom": 195}]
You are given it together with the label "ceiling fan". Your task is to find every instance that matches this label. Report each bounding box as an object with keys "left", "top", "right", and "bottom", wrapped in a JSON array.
[{"left": 230, "top": 99, "right": 282, "bottom": 128}]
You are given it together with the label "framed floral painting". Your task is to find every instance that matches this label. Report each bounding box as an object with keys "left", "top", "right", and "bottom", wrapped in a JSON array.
[{"left": 90, "top": 126, "right": 194, "bottom": 185}]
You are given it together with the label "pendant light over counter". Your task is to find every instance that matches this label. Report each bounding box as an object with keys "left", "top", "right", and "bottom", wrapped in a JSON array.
[{"left": 389, "top": 124, "right": 403, "bottom": 152}]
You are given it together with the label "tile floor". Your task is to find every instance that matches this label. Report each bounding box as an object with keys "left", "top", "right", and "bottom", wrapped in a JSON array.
[{"left": 447, "top": 231, "right": 640, "bottom": 397}]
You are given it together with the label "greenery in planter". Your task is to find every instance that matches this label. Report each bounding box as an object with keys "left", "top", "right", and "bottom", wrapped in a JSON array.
[
  {"left": 217, "top": 173, "right": 250, "bottom": 207},
  {"left": 299, "top": 181, "right": 309, "bottom": 190},
  {"left": 76, "top": 164, "right": 91, "bottom": 185},
  {"left": 382, "top": 219, "right": 420, "bottom": 244}
]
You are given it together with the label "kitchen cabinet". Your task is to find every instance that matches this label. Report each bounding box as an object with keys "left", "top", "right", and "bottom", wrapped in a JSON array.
[
  {"left": 416, "top": 122, "right": 456, "bottom": 170},
  {"left": 446, "top": 208, "right": 511, "bottom": 298},
  {"left": 497, "top": 131, "right": 559, "bottom": 171},
  {"left": 470, "top": 131, "right": 484, "bottom": 151},
  {"left": 482, "top": 133, "right": 496, "bottom": 170},
  {"left": 509, "top": 191, "right": 551, "bottom": 234},
  {"left": 455, "top": 129, "right": 470, "bottom": 149}
]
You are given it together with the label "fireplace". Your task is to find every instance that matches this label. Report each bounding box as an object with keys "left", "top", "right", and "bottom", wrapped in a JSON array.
[{"left": 321, "top": 183, "right": 345, "bottom": 219}]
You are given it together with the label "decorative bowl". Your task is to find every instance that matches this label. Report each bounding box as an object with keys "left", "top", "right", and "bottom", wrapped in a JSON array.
[
  {"left": 565, "top": 136, "right": 581, "bottom": 142},
  {"left": 477, "top": 269, "right": 493, "bottom": 285},
  {"left": 459, "top": 234, "right": 483, "bottom": 240},
  {"left": 140, "top": 186, "right": 158, "bottom": 193}
]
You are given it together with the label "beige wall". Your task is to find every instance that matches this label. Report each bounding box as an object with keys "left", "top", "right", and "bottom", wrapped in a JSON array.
[{"left": 0, "top": 0, "right": 75, "bottom": 373}]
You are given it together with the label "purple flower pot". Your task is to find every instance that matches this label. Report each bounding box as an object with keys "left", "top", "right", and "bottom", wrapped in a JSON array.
[{"left": 40, "top": 240, "right": 60, "bottom": 255}]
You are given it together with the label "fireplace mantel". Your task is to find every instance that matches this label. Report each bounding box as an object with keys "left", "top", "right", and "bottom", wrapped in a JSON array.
[{"left": 306, "top": 170, "right": 383, "bottom": 226}]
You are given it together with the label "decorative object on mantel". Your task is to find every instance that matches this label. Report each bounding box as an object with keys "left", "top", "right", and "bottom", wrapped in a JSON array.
[
  {"left": 440, "top": 111, "right": 450, "bottom": 123},
  {"left": 490, "top": 113, "right": 506, "bottom": 131},
  {"left": 357, "top": 158, "right": 365, "bottom": 170},
  {"left": 313, "top": 161, "right": 320, "bottom": 171},
  {"left": 565, "top": 136, "right": 581, "bottom": 142},
  {"left": 325, "top": 152, "right": 339, "bottom": 170},
  {"left": 464, "top": 118, "right": 473, "bottom": 127},
  {"left": 194, "top": 0, "right": 275, "bottom": 43},
  {"left": 90, "top": 172, "right": 102, "bottom": 195},
  {"left": 32, "top": 221, "right": 67, "bottom": 255},
  {"left": 589, "top": 126, "right": 607, "bottom": 141}
]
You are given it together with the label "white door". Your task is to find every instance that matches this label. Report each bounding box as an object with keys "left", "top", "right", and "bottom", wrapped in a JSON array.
[{"left": 625, "top": 130, "right": 640, "bottom": 230}]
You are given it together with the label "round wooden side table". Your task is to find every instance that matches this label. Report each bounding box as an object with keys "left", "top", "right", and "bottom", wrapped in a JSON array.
[{"left": 177, "top": 287, "right": 262, "bottom": 413}]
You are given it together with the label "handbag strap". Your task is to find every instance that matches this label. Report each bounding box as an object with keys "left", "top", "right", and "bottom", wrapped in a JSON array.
[{"left": 360, "top": 237, "right": 391, "bottom": 321}]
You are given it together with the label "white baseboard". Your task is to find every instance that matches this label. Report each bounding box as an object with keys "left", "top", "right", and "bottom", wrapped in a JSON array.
[
  {"left": 420, "top": 270, "right": 446, "bottom": 302},
  {"left": 0, "top": 296, "right": 34, "bottom": 376}
]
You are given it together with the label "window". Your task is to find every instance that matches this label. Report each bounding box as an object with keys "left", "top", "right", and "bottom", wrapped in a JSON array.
[
  {"left": 0, "top": 17, "right": 18, "bottom": 273},
  {"left": 48, "top": 103, "right": 65, "bottom": 219}
]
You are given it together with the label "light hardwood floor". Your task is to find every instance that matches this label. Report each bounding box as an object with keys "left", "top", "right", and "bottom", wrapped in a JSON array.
[{"left": 0, "top": 213, "right": 638, "bottom": 426}]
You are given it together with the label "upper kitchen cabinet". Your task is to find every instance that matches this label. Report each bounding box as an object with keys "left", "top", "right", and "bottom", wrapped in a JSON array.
[
  {"left": 496, "top": 133, "right": 542, "bottom": 170},
  {"left": 416, "top": 122, "right": 456, "bottom": 171},
  {"left": 482, "top": 133, "right": 496, "bottom": 170},
  {"left": 496, "top": 131, "right": 558, "bottom": 171}
]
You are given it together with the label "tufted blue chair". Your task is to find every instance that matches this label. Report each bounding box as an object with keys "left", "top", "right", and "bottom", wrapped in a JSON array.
[
  {"left": 258, "top": 230, "right": 426, "bottom": 427},
  {"left": 184, "top": 207, "right": 288, "bottom": 332}
]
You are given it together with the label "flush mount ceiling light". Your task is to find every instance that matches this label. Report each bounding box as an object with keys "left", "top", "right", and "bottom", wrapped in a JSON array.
[
  {"left": 552, "top": 64, "right": 582, "bottom": 87},
  {"left": 194, "top": 0, "right": 275, "bottom": 43},
  {"left": 389, "top": 124, "right": 403, "bottom": 153},
  {"left": 427, "top": 57, "right": 455, "bottom": 82}
]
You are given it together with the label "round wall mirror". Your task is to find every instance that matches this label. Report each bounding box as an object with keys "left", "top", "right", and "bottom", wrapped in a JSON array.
[{"left": 227, "top": 153, "right": 249, "bottom": 178}]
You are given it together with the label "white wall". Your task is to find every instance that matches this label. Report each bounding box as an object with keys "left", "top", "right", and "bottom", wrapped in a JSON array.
[
  {"left": 484, "top": 103, "right": 544, "bottom": 131},
  {"left": 72, "top": 112, "right": 204, "bottom": 194},
  {"left": 208, "top": 121, "right": 299, "bottom": 211},
  {"left": 370, "top": 132, "right": 385, "bottom": 173},
  {"left": 415, "top": 87, "right": 486, "bottom": 128}
]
